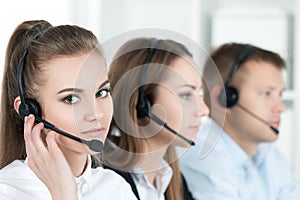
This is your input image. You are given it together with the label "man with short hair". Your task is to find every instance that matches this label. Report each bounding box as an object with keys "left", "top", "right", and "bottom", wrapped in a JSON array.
[{"left": 179, "top": 43, "right": 300, "bottom": 199}]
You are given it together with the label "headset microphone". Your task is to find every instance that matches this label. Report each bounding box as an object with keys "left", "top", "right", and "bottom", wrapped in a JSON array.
[
  {"left": 236, "top": 103, "right": 279, "bottom": 134},
  {"left": 17, "top": 43, "right": 103, "bottom": 152},
  {"left": 136, "top": 39, "right": 195, "bottom": 146},
  {"left": 21, "top": 109, "right": 104, "bottom": 152},
  {"left": 34, "top": 115, "right": 104, "bottom": 152},
  {"left": 138, "top": 99, "right": 195, "bottom": 145},
  {"left": 150, "top": 113, "right": 196, "bottom": 145}
]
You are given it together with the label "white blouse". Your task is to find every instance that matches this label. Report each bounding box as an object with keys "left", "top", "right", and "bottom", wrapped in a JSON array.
[
  {"left": 0, "top": 156, "right": 137, "bottom": 200},
  {"left": 131, "top": 160, "right": 173, "bottom": 200}
]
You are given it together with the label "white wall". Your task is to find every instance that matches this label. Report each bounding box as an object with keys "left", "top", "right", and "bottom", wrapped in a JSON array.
[
  {"left": 100, "top": 0, "right": 300, "bottom": 181},
  {"left": 0, "top": 0, "right": 69, "bottom": 89},
  {"left": 0, "top": 0, "right": 102, "bottom": 85}
]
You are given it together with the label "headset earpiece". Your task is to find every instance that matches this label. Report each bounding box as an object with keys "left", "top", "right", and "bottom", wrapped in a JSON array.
[
  {"left": 136, "top": 39, "right": 161, "bottom": 119},
  {"left": 135, "top": 39, "right": 196, "bottom": 145},
  {"left": 219, "top": 86, "right": 239, "bottom": 108},
  {"left": 18, "top": 98, "right": 42, "bottom": 121},
  {"left": 136, "top": 96, "right": 152, "bottom": 118},
  {"left": 218, "top": 44, "right": 258, "bottom": 108}
]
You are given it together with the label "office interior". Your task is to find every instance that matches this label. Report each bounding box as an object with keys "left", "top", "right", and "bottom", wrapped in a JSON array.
[{"left": 0, "top": 0, "right": 299, "bottom": 180}]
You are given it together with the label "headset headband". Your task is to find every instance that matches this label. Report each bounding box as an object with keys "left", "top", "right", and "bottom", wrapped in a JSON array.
[{"left": 224, "top": 45, "right": 258, "bottom": 86}]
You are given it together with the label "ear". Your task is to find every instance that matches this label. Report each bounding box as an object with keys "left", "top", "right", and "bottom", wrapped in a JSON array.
[{"left": 14, "top": 96, "right": 21, "bottom": 114}]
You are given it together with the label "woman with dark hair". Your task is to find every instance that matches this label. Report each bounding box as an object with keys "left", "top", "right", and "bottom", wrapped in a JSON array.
[
  {"left": 103, "top": 38, "right": 209, "bottom": 200},
  {"left": 0, "top": 20, "right": 136, "bottom": 200}
]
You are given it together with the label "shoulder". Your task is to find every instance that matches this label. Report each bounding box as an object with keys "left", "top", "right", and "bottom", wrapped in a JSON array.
[
  {"left": 90, "top": 167, "right": 137, "bottom": 199},
  {"left": 92, "top": 167, "right": 130, "bottom": 183},
  {"left": 0, "top": 160, "right": 35, "bottom": 180},
  {"left": 102, "top": 165, "right": 140, "bottom": 199},
  {"left": 0, "top": 160, "right": 48, "bottom": 199},
  {"left": 91, "top": 167, "right": 135, "bottom": 191},
  {"left": 259, "top": 144, "right": 292, "bottom": 171},
  {"left": 178, "top": 130, "right": 232, "bottom": 171},
  {"left": 261, "top": 144, "right": 296, "bottom": 179},
  {"left": 181, "top": 174, "right": 195, "bottom": 200},
  {"left": 264, "top": 145, "right": 288, "bottom": 162}
]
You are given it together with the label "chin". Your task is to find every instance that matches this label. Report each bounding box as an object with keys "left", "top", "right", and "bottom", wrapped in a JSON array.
[
  {"left": 269, "top": 134, "right": 279, "bottom": 142},
  {"left": 261, "top": 131, "right": 279, "bottom": 142}
]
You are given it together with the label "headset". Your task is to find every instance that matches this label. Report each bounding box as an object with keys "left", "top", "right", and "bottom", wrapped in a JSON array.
[
  {"left": 136, "top": 39, "right": 161, "bottom": 119},
  {"left": 17, "top": 48, "right": 42, "bottom": 121},
  {"left": 17, "top": 25, "right": 103, "bottom": 152},
  {"left": 217, "top": 44, "right": 279, "bottom": 134},
  {"left": 218, "top": 45, "right": 258, "bottom": 108},
  {"left": 136, "top": 39, "right": 195, "bottom": 145}
]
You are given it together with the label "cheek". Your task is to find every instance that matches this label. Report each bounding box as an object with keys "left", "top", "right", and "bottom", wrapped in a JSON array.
[
  {"left": 101, "top": 98, "right": 114, "bottom": 127},
  {"left": 55, "top": 133, "right": 91, "bottom": 154},
  {"left": 165, "top": 100, "right": 182, "bottom": 130},
  {"left": 106, "top": 97, "right": 114, "bottom": 118},
  {"left": 242, "top": 96, "right": 270, "bottom": 117},
  {"left": 42, "top": 101, "right": 77, "bottom": 134},
  {"left": 152, "top": 94, "right": 182, "bottom": 131}
]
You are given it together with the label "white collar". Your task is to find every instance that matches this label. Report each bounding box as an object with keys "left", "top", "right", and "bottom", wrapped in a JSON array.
[
  {"left": 75, "top": 155, "right": 92, "bottom": 192},
  {"left": 131, "top": 159, "right": 173, "bottom": 196}
]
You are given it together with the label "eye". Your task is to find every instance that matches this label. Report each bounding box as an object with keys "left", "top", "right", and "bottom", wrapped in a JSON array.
[
  {"left": 179, "top": 92, "right": 192, "bottom": 100},
  {"left": 262, "top": 90, "right": 271, "bottom": 97},
  {"left": 63, "top": 95, "right": 80, "bottom": 104},
  {"left": 279, "top": 91, "right": 284, "bottom": 98},
  {"left": 96, "top": 88, "right": 111, "bottom": 98}
]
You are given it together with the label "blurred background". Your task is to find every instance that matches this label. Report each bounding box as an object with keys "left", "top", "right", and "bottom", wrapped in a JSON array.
[{"left": 0, "top": 0, "right": 299, "bottom": 180}]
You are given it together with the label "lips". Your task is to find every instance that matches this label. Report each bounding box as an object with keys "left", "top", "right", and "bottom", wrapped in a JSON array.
[
  {"left": 189, "top": 124, "right": 201, "bottom": 132},
  {"left": 270, "top": 120, "right": 280, "bottom": 129},
  {"left": 80, "top": 127, "right": 106, "bottom": 137},
  {"left": 269, "top": 116, "right": 281, "bottom": 128}
]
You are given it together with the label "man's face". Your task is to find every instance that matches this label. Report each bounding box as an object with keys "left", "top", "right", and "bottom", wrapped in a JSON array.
[{"left": 228, "top": 60, "right": 286, "bottom": 144}]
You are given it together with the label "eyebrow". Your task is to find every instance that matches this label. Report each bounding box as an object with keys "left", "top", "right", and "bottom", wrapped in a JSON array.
[
  {"left": 56, "top": 80, "right": 110, "bottom": 95},
  {"left": 98, "top": 79, "right": 110, "bottom": 89},
  {"left": 267, "top": 86, "right": 286, "bottom": 92},
  {"left": 178, "top": 84, "right": 196, "bottom": 90},
  {"left": 57, "top": 88, "right": 84, "bottom": 94}
]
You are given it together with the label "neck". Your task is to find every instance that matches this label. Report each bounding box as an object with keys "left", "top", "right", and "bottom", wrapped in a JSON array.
[
  {"left": 59, "top": 146, "right": 89, "bottom": 177},
  {"left": 223, "top": 122, "right": 258, "bottom": 157},
  {"left": 138, "top": 138, "right": 169, "bottom": 186}
]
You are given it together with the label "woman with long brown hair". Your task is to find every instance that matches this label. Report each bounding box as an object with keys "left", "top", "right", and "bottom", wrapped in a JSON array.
[
  {"left": 103, "top": 38, "right": 209, "bottom": 200},
  {"left": 0, "top": 20, "right": 136, "bottom": 200}
]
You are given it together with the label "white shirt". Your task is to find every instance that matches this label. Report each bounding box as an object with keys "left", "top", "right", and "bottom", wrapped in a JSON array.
[
  {"left": 0, "top": 156, "right": 137, "bottom": 200},
  {"left": 131, "top": 160, "right": 173, "bottom": 200},
  {"left": 178, "top": 117, "right": 300, "bottom": 200}
]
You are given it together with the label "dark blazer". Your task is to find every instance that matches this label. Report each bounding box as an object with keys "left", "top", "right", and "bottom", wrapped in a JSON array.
[{"left": 104, "top": 166, "right": 194, "bottom": 200}]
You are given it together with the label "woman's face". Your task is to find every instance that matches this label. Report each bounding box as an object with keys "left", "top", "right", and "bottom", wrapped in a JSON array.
[
  {"left": 151, "top": 57, "right": 209, "bottom": 147},
  {"left": 40, "top": 50, "right": 113, "bottom": 154}
]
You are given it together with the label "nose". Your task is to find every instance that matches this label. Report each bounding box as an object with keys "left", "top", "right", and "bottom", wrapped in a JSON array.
[
  {"left": 275, "top": 97, "right": 286, "bottom": 114},
  {"left": 84, "top": 101, "right": 105, "bottom": 122},
  {"left": 195, "top": 98, "right": 210, "bottom": 117}
]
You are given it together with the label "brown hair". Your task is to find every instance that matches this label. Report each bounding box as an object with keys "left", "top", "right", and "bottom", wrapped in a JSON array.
[
  {"left": 104, "top": 38, "right": 192, "bottom": 200},
  {"left": 202, "top": 42, "right": 286, "bottom": 109},
  {"left": 0, "top": 20, "right": 101, "bottom": 169}
]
